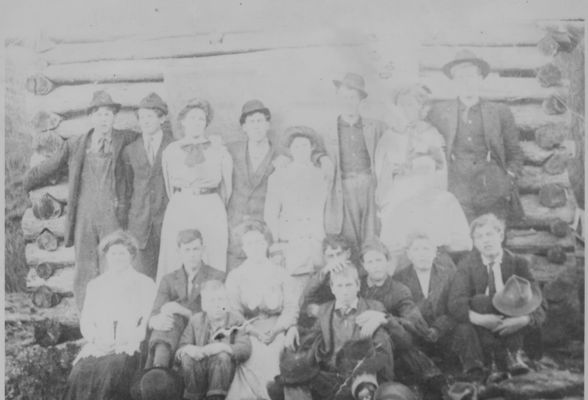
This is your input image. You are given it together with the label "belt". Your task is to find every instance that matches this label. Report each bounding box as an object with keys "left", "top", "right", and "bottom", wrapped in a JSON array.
[
  {"left": 173, "top": 186, "right": 218, "bottom": 195},
  {"left": 342, "top": 170, "right": 371, "bottom": 180}
]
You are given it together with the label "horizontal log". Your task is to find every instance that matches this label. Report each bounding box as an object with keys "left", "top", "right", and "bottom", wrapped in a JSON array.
[
  {"left": 22, "top": 208, "right": 66, "bottom": 242},
  {"left": 31, "top": 286, "right": 63, "bottom": 308},
  {"left": 27, "top": 265, "right": 74, "bottom": 294},
  {"left": 36, "top": 231, "right": 59, "bottom": 252},
  {"left": 506, "top": 229, "right": 575, "bottom": 254},
  {"left": 419, "top": 46, "right": 551, "bottom": 73},
  {"left": 34, "top": 318, "right": 82, "bottom": 347},
  {"left": 509, "top": 104, "right": 569, "bottom": 132},
  {"left": 29, "top": 183, "right": 69, "bottom": 204},
  {"left": 56, "top": 110, "right": 140, "bottom": 139},
  {"left": 518, "top": 166, "right": 570, "bottom": 192},
  {"left": 521, "top": 254, "right": 576, "bottom": 283},
  {"left": 520, "top": 141, "right": 555, "bottom": 164},
  {"left": 509, "top": 217, "right": 570, "bottom": 237},
  {"left": 26, "top": 82, "right": 164, "bottom": 116},
  {"left": 423, "top": 71, "right": 566, "bottom": 103},
  {"left": 521, "top": 194, "right": 575, "bottom": 224},
  {"left": 5, "top": 293, "right": 80, "bottom": 326},
  {"left": 25, "top": 244, "right": 75, "bottom": 267}
]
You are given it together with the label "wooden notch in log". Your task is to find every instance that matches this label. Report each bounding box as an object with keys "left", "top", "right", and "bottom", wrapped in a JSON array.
[
  {"left": 538, "top": 183, "right": 568, "bottom": 208},
  {"left": 21, "top": 208, "right": 66, "bottom": 242},
  {"left": 505, "top": 229, "right": 575, "bottom": 254},
  {"left": 520, "top": 194, "right": 575, "bottom": 224},
  {"left": 29, "top": 183, "right": 68, "bottom": 204},
  {"left": 33, "top": 318, "right": 82, "bottom": 347},
  {"left": 517, "top": 165, "right": 570, "bottom": 193}
]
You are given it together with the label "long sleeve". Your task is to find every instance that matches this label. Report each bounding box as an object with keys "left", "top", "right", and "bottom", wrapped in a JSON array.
[
  {"left": 300, "top": 269, "right": 332, "bottom": 311},
  {"left": 118, "top": 148, "right": 134, "bottom": 230},
  {"left": 122, "top": 277, "right": 157, "bottom": 348},
  {"left": 511, "top": 255, "right": 547, "bottom": 328},
  {"left": 161, "top": 147, "right": 173, "bottom": 197},
  {"left": 447, "top": 262, "right": 475, "bottom": 323},
  {"left": 219, "top": 146, "right": 233, "bottom": 205},
  {"left": 79, "top": 280, "right": 99, "bottom": 343},
  {"left": 224, "top": 270, "right": 244, "bottom": 316},
  {"left": 274, "top": 271, "right": 299, "bottom": 332},
  {"left": 263, "top": 172, "right": 282, "bottom": 240},
  {"left": 24, "top": 139, "right": 70, "bottom": 192},
  {"left": 178, "top": 317, "right": 198, "bottom": 348},
  {"left": 151, "top": 276, "right": 174, "bottom": 316},
  {"left": 499, "top": 104, "right": 523, "bottom": 175},
  {"left": 231, "top": 329, "right": 252, "bottom": 363}
]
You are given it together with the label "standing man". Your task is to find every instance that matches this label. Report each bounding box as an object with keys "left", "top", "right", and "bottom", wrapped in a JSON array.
[
  {"left": 428, "top": 50, "right": 524, "bottom": 222},
  {"left": 121, "top": 92, "right": 175, "bottom": 279},
  {"left": 321, "top": 73, "right": 387, "bottom": 251},
  {"left": 226, "top": 100, "right": 285, "bottom": 270},
  {"left": 24, "top": 91, "right": 138, "bottom": 310}
]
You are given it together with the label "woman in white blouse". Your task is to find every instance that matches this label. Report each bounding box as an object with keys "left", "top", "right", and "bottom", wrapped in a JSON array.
[
  {"left": 264, "top": 126, "right": 330, "bottom": 295},
  {"left": 156, "top": 98, "right": 233, "bottom": 282},
  {"left": 225, "top": 220, "right": 299, "bottom": 400},
  {"left": 63, "top": 230, "right": 156, "bottom": 400}
]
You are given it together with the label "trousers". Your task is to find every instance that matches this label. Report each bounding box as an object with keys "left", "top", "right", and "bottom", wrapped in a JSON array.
[
  {"left": 341, "top": 175, "right": 378, "bottom": 251},
  {"left": 180, "top": 352, "right": 236, "bottom": 400}
]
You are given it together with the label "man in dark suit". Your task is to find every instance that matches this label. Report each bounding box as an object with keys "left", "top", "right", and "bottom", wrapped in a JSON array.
[
  {"left": 24, "top": 90, "right": 138, "bottom": 310},
  {"left": 146, "top": 229, "right": 225, "bottom": 370},
  {"left": 121, "top": 92, "right": 174, "bottom": 279},
  {"left": 448, "top": 214, "right": 546, "bottom": 380},
  {"left": 428, "top": 50, "right": 523, "bottom": 222}
]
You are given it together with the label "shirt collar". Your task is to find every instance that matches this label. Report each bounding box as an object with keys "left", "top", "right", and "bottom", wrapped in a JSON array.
[
  {"left": 335, "top": 298, "right": 359, "bottom": 314},
  {"left": 92, "top": 130, "right": 112, "bottom": 146},
  {"left": 458, "top": 97, "right": 481, "bottom": 110},
  {"left": 183, "top": 264, "right": 202, "bottom": 283},
  {"left": 366, "top": 275, "right": 388, "bottom": 288},
  {"left": 144, "top": 130, "right": 163, "bottom": 147},
  {"left": 338, "top": 115, "right": 363, "bottom": 128},
  {"left": 481, "top": 249, "right": 503, "bottom": 268}
]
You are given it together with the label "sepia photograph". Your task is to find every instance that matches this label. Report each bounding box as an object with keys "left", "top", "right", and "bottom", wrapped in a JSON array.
[{"left": 3, "top": 1, "right": 586, "bottom": 399}]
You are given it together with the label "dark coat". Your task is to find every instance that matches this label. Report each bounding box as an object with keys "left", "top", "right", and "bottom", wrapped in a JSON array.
[
  {"left": 226, "top": 140, "right": 285, "bottom": 227},
  {"left": 447, "top": 249, "right": 546, "bottom": 327},
  {"left": 24, "top": 129, "right": 139, "bottom": 247},
  {"left": 394, "top": 262, "right": 457, "bottom": 338},
  {"left": 120, "top": 132, "right": 175, "bottom": 248},
  {"left": 179, "top": 311, "right": 252, "bottom": 363},
  {"left": 151, "top": 264, "right": 225, "bottom": 316},
  {"left": 427, "top": 100, "right": 523, "bottom": 175},
  {"left": 317, "top": 118, "right": 388, "bottom": 235},
  {"left": 313, "top": 297, "right": 395, "bottom": 380}
]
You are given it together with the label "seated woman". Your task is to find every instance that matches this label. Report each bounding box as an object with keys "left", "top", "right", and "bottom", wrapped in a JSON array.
[
  {"left": 225, "top": 220, "right": 299, "bottom": 400},
  {"left": 375, "top": 83, "right": 471, "bottom": 268},
  {"left": 63, "top": 231, "right": 156, "bottom": 400},
  {"left": 264, "top": 126, "right": 330, "bottom": 296}
]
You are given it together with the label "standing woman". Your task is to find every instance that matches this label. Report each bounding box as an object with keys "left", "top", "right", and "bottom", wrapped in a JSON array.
[
  {"left": 63, "top": 231, "right": 156, "bottom": 400},
  {"left": 225, "top": 220, "right": 299, "bottom": 400},
  {"left": 264, "top": 126, "right": 331, "bottom": 295},
  {"left": 157, "top": 98, "right": 232, "bottom": 281}
]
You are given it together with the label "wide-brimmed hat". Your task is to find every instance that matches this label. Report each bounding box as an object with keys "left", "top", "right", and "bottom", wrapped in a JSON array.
[
  {"left": 137, "top": 92, "right": 168, "bottom": 115},
  {"left": 239, "top": 99, "right": 271, "bottom": 124},
  {"left": 87, "top": 90, "right": 121, "bottom": 114},
  {"left": 333, "top": 72, "right": 368, "bottom": 99},
  {"left": 138, "top": 367, "right": 182, "bottom": 400},
  {"left": 374, "top": 382, "right": 418, "bottom": 400},
  {"left": 442, "top": 49, "right": 490, "bottom": 79},
  {"left": 492, "top": 275, "right": 543, "bottom": 317},
  {"left": 282, "top": 125, "right": 322, "bottom": 149}
]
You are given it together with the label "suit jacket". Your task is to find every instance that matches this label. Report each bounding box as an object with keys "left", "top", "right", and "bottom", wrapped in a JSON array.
[
  {"left": 317, "top": 117, "right": 387, "bottom": 235},
  {"left": 24, "top": 129, "right": 139, "bottom": 247},
  {"left": 312, "top": 297, "right": 394, "bottom": 380},
  {"left": 447, "top": 249, "right": 546, "bottom": 327},
  {"left": 427, "top": 100, "right": 523, "bottom": 175},
  {"left": 151, "top": 264, "right": 225, "bottom": 316},
  {"left": 120, "top": 132, "right": 175, "bottom": 247},
  {"left": 394, "top": 262, "right": 457, "bottom": 338},
  {"left": 179, "top": 311, "right": 252, "bottom": 363},
  {"left": 226, "top": 140, "right": 286, "bottom": 227}
]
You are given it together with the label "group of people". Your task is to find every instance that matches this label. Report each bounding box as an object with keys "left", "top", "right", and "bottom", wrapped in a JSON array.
[{"left": 24, "top": 50, "right": 545, "bottom": 400}]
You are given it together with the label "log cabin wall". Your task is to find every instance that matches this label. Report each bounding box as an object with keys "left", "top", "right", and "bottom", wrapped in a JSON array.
[{"left": 19, "top": 19, "right": 584, "bottom": 343}]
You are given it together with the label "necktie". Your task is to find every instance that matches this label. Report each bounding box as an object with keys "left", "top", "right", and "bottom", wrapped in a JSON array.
[
  {"left": 487, "top": 263, "right": 497, "bottom": 296},
  {"left": 96, "top": 136, "right": 109, "bottom": 154},
  {"left": 146, "top": 137, "right": 155, "bottom": 165}
]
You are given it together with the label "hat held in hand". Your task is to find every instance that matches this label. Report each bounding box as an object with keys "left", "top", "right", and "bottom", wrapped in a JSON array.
[{"left": 492, "top": 275, "right": 542, "bottom": 317}]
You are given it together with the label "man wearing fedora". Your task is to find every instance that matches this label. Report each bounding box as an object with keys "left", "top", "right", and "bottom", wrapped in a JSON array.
[
  {"left": 428, "top": 50, "right": 524, "bottom": 222},
  {"left": 448, "top": 214, "right": 546, "bottom": 380},
  {"left": 121, "top": 92, "right": 175, "bottom": 279},
  {"left": 320, "top": 72, "right": 387, "bottom": 252},
  {"left": 24, "top": 90, "right": 138, "bottom": 309},
  {"left": 226, "top": 99, "right": 287, "bottom": 270}
]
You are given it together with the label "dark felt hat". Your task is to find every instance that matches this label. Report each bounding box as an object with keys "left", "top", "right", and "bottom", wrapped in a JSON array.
[
  {"left": 282, "top": 125, "right": 322, "bottom": 149},
  {"left": 442, "top": 49, "right": 490, "bottom": 79},
  {"left": 87, "top": 90, "right": 121, "bottom": 114},
  {"left": 333, "top": 72, "right": 368, "bottom": 99},
  {"left": 138, "top": 92, "right": 168, "bottom": 115},
  {"left": 277, "top": 348, "right": 320, "bottom": 385},
  {"left": 240, "top": 99, "right": 271, "bottom": 124},
  {"left": 492, "top": 275, "right": 542, "bottom": 317},
  {"left": 138, "top": 367, "right": 182, "bottom": 400},
  {"left": 374, "top": 382, "right": 418, "bottom": 400}
]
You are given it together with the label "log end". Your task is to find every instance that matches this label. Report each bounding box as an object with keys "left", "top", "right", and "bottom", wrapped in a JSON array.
[
  {"left": 542, "top": 95, "right": 567, "bottom": 115},
  {"left": 36, "top": 230, "right": 59, "bottom": 252},
  {"left": 35, "top": 262, "right": 56, "bottom": 280},
  {"left": 31, "top": 286, "right": 62, "bottom": 308},
  {"left": 535, "top": 123, "right": 567, "bottom": 150},
  {"left": 31, "top": 111, "right": 63, "bottom": 132},
  {"left": 543, "top": 150, "right": 570, "bottom": 175},
  {"left": 538, "top": 183, "right": 568, "bottom": 208},
  {"left": 546, "top": 246, "right": 568, "bottom": 265},
  {"left": 25, "top": 74, "right": 55, "bottom": 96},
  {"left": 536, "top": 63, "right": 563, "bottom": 88}
]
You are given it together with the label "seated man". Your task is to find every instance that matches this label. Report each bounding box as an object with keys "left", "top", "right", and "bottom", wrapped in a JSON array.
[
  {"left": 272, "top": 265, "right": 394, "bottom": 400},
  {"left": 145, "top": 229, "right": 225, "bottom": 369},
  {"left": 393, "top": 232, "right": 457, "bottom": 358},
  {"left": 177, "top": 280, "right": 252, "bottom": 400},
  {"left": 448, "top": 214, "right": 546, "bottom": 381}
]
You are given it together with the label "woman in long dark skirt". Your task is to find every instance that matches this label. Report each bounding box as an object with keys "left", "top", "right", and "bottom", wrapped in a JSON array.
[{"left": 63, "top": 230, "right": 156, "bottom": 400}]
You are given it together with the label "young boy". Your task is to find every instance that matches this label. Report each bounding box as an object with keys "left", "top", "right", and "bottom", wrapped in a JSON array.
[{"left": 177, "top": 280, "right": 252, "bottom": 400}]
